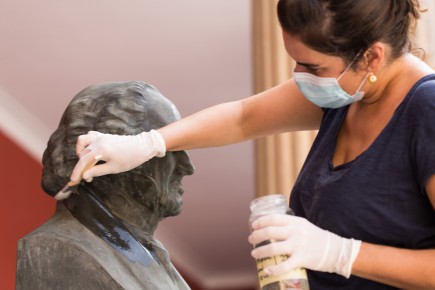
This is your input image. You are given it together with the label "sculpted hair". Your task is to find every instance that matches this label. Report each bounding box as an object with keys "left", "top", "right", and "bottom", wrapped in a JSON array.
[
  {"left": 41, "top": 81, "right": 172, "bottom": 201},
  {"left": 277, "top": 0, "right": 421, "bottom": 65}
]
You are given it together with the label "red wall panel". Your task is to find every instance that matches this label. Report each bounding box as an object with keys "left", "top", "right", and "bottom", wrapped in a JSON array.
[
  {"left": 0, "top": 130, "right": 255, "bottom": 290},
  {"left": 0, "top": 131, "right": 55, "bottom": 290}
]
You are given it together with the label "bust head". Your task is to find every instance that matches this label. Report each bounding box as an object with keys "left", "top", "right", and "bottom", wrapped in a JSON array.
[
  {"left": 17, "top": 81, "right": 193, "bottom": 290},
  {"left": 41, "top": 81, "right": 194, "bottom": 233}
]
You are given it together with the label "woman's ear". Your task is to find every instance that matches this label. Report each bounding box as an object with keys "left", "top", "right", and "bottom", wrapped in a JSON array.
[{"left": 364, "top": 42, "right": 386, "bottom": 74}]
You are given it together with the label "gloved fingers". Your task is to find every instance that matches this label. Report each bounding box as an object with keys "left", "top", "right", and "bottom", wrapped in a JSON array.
[
  {"left": 72, "top": 130, "right": 167, "bottom": 183},
  {"left": 248, "top": 225, "right": 291, "bottom": 246},
  {"left": 250, "top": 213, "right": 293, "bottom": 230},
  {"left": 263, "top": 256, "right": 302, "bottom": 276},
  {"left": 82, "top": 161, "right": 116, "bottom": 181},
  {"left": 70, "top": 151, "right": 105, "bottom": 182},
  {"left": 251, "top": 240, "right": 293, "bottom": 259},
  {"left": 250, "top": 240, "right": 304, "bottom": 276},
  {"left": 75, "top": 131, "right": 101, "bottom": 157},
  {"left": 250, "top": 214, "right": 361, "bottom": 277}
]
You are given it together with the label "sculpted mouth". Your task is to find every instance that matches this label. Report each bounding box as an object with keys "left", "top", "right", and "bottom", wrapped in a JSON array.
[{"left": 171, "top": 180, "right": 184, "bottom": 195}]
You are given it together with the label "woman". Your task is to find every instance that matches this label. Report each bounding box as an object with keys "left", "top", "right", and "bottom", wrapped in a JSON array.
[{"left": 70, "top": 0, "right": 435, "bottom": 288}]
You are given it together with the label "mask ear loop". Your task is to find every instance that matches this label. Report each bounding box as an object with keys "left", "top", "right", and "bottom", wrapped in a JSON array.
[
  {"left": 337, "top": 50, "right": 365, "bottom": 81},
  {"left": 355, "top": 72, "right": 370, "bottom": 92},
  {"left": 355, "top": 49, "right": 376, "bottom": 92}
]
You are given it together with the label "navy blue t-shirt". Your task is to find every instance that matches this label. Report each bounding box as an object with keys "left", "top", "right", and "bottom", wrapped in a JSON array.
[{"left": 290, "top": 74, "right": 435, "bottom": 289}]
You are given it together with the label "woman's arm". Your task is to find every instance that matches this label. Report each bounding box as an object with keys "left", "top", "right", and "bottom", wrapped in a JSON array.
[
  {"left": 71, "top": 78, "right": 321, "bottom": 181},
  {"left": 160, "top": 78, "right": 322, "bottom": 151},
  {"left": 352, "top": 174, "right": 435, "bottom": 289},
  {"left": 352, "top": 243, "right": 435, "bottom": 289}
]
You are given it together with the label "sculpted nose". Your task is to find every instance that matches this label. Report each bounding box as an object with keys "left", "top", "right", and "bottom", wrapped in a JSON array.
[{"left": 175, "top": 151, "right": 195, "bottom": 176}]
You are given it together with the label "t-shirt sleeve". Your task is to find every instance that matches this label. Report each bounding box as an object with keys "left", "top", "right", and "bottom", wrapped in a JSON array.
[{"left": 412, "top": 81, "right": 435, "bottom": 192}]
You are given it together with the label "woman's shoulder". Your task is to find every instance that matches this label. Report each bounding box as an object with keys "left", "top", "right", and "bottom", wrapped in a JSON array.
[
  {"left": 407, "top": 74, "right": 435, "bottom": 108},
  {"left": 413, "top": 74, "right": 435, "bottom": 91}
]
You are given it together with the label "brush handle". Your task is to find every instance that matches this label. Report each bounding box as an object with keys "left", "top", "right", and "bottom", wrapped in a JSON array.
[
  {"left": 75, "top": 154, "right": 103, "bottom": 183},
  {"left": 55, "top": 154, "right": 102, "bottom": 200}
]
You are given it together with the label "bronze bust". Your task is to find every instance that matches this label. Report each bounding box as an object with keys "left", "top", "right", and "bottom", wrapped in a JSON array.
[{"left": 16, "top": 81, "right": 194, "bottom": 290}]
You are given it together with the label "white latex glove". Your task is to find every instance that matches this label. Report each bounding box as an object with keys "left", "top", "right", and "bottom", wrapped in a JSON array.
[
  {"left": 70, "top": 130, "right": 166, "bottom": 182},
  {"left": 248, "top": 213, "right": 361, "bottom": 278}
]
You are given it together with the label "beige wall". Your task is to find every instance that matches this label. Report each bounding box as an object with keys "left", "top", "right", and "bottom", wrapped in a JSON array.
[
  {"left": 0, "top": 1, "right": 256, "bottom": 289},
  {"left": 416, "top": 0, "right": 435, "bottom": 68}
]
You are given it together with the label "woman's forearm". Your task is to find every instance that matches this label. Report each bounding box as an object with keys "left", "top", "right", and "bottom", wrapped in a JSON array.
[
  {"left": 159, "top": 79, "right": 322, "bottom": 152},
  {"left": 158, "top": 100, "right": 247, "bottom": 151},
  {"left": 352, "top": 242, "right": 435, "bottom": 289}
]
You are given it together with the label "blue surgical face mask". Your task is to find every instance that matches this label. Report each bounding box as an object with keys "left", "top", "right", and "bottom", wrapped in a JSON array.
[{"left": 293, "top": 61, "right": 369, "bottom": 109}]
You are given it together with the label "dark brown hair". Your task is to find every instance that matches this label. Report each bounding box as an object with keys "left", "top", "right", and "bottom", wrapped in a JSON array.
[{"left": 277, "top": 0, "right": 421, "bottom": 66}]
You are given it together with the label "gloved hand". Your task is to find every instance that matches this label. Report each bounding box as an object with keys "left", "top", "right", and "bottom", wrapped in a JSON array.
[
  {"left": 70, "top": 130, "right": 166, "bottom": 182},
  {"left": 248, "top": 213, "right": 361, "bottom": 278}
]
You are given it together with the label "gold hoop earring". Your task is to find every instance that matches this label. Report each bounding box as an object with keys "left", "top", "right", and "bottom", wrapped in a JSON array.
[{"left": 368, "top": 73, "right": 377, "bottom": 83}]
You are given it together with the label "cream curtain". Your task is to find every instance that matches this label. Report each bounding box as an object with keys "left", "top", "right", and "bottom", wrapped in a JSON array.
[
  {"left": 252, "top": 0, "right": 434, "bottom": 198},
  {"left": 416, "top": 0, "right": 435, "bottom": 68},
  {"left": 252, "top": 0, "right": 317, "bottom": 198}
]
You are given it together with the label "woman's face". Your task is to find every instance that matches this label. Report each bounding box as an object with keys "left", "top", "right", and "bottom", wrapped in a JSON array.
[{"left": 282, "top": 31, "right": 369, "bottom": 96}]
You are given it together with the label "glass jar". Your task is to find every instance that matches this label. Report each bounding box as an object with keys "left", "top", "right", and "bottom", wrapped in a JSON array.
[{"left": 249, "top": 194, "right": 309, "bottom": 290}]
